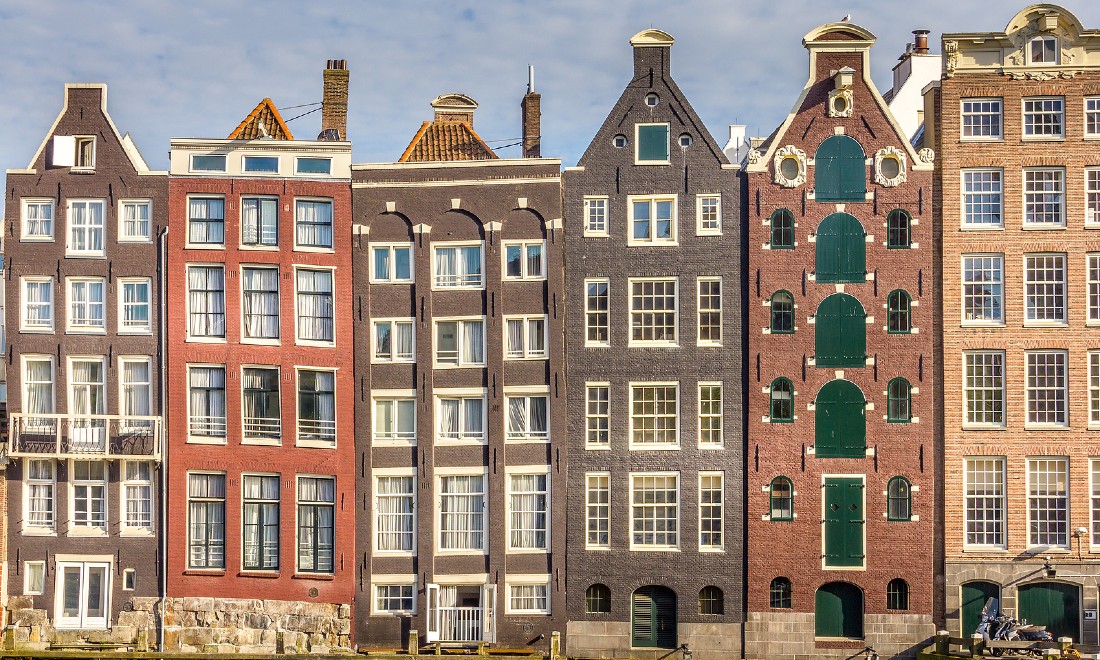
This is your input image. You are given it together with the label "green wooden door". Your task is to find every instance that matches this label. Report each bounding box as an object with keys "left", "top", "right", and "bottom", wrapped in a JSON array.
[
  {"left": 631, "top": 586, "right": 676, "bottom": 648},
  {"left": 823, "top": 478, "right": 865, "bottom": 567},
  {"left": 815, "top": 380, "right": 866, "bottom": 458},
  {"left": 815, "top": 213, "right": 866, "bottom": 283},
  {"left": 814, "top": 136, "right": 866, "bottom": 203},
  {"left": 815, "top": 582, "right": 864, "bottom": 638},
  {"left": 1018, "top": 582, "right": 1080, "bottom": 641},
  {"left": 815, "top": 293, "right": 866, "bottom": 367},
  {"left": 960, "top": 581, "right": 1000, "bottom": 637}
]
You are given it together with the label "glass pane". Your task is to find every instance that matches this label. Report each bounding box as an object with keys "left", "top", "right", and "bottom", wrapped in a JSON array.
[
  {"left": 85, "top": 566, "right": 106, "bottom": 618},
  {"left": 62, "top": 567, "right": 81, "bottom": 618},
  {"left": 394, "top": 247, "right": 411, "bottom": 280}
]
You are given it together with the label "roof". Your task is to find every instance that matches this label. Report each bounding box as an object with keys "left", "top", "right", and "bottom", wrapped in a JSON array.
[
  {"left": 398, "top": 120, "right": 497, "bottom": 163},
  {"left": 228, "top": 98, "right": 294, "bottom": 140}
]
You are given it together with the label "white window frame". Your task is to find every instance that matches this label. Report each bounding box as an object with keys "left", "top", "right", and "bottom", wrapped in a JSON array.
[
  {"left": 118, "top": 199, "right": 152, "bottom": 243},
  {"left": 66, "top": 199, "right": 106, "bottom": 257},
  {"left": 120, "top": 460, "right": 154, "bottom": 535},
  {"left": 185, "top": 264, "right": 226, "bottom": 342},
  {"left": 963, "top": 456, "right": 1006, "bottom": 550},
  {"left": 1022, "top": 167, "right": 1065, "bottom": 227},
  {"left": 504, "top": 388, "right": 551, "bottom": 443},
  {"left": 629, "top": 382, "right": 680, "bottom": 450},
  {"left": 960, "top": 98, "right": 1003, "bottom": 141},
  {"left": 293, "top": 197, "right": 335, "bottom": 251},
  {"left": 629, "top": 471, "right": 680, "bottom": 551},
  {"left": 585, "top": 382, "right": 610, "bottom": 449},
  {"left": 1087, "top": 168, "right": 1100, "bottom": 226},
  {"left": 21, "top": 198, "right": 55, "bottom": 241},
  {"left": 505, "top": 466, "right": 551, "bottom": 553},
  {"left": 240, "top": 265, "right": 281, "bottom": 344},
  {"left": 54, "top": 559, "right": 112, "bottom": 630},
  {"left": 1027, "top": 457, "right": 1069, "bottom": 549},
  {"left": 240, "top": 365, "right": 282, "bottom": 445},
  {"left": 66, "top": 277, "right": 107, "bottom": 334},
  {"left": 185, "top": 195, "right": 226, "bottom": 248},
  {"left": 583, "top": 196, "right": 609, "bottom": 237},
  {"left": 374, "top": 470, "right": 417, "bottom": 556},
  {"left": 73, "top": 136, "right": 96, "bottom": 169},
  {"left": 634, "top": 122, "right": 671, "bottom": 166},
  {"left": 24, "top": 560, "right": 46, "bottom": 594},
  {"left": 584, "top": 278, "right": 610, "bottom": 347},
  {"left": 372, "top": 318, "right": 416, "bottom": 363},
  {"left": 186, "top": 363, "right": 228, "bottom": 444},
  {"left": 960, "top": 168, "right": 1004, "bottom": 229},
  {"left": 628, "top": 277, "right": 679, "bottom": 347},
  {"left": 372, "top": 579, "right": 418, "bottom": 615},
  {"left": 696, "top": 194, "right": 722, "bottom": 235},
  {"left": 295, "top": 156, "right": 333, "bottom": 176},
  {"left": 119, "top": 355, "right": 153, "bottom": 431},
  {"left": 1028, "top": 35, "right": 1059, "bottom": 65},
  {"left": 699, "top": 471, "right": 724, "bottom": 552},
  {"left": 117, "top": 277, "right": 153, "bottom": 335},
  {"left": 1091, "top": 351, "right": 1100, "bottom": 429},
  {"left": 1025, "top": 350, "right": 1068, "bottom": 429},
  {"left": 69, "top": 459, "right": 108, "bottom": 535},
  {"left": 370, "top": 243, "right": 415, "bottom": 284},
  {"left": 1022, "top": 96, "right": 1065, "bottom": 140},
  {"left": 503, "top": 315, "right": 548, "bottom": 360},
  {"left": 296, "top": 368, "right": 337, "bottom": 448},
  {"left": 697, "top": 277, "right": 722, "bottom": 346},
  {"left": 627, "top": 194, "right": 678, "bottom": 246},
  {"left": 1023, "top": 253, "right": 1066, "bottom": 326},
  {"left": 586, "top": 472, "right": 611, "bottom": 549},
  {"left": 242, "top": 155, "right": 280, "bottom": 174},
  {"left": 23, "top": 458, "right": 56, "bottom": 534},
  {"left": 961, "top": 254, "right": 1004, "bottom": 326},
  {"left": 434, "top": 389, "right": 487, "bottom": 445},
  {"left": 293, "top": 267, "right": 335, "bottom": 346},
  {"left": 435, "top": 467, "right": 489, "bottom": 555},
  {"left": 1086, "top": 97, "right": 1100, "bottom": 138},
  {"left": 122, "top": 569, "right": 136, "bottom": 591},
  {"left": 505, "top": 575, "right": 551, "bottom": 614},
  {"left": 371, "top": 392, "right": 417, "bottom": 447},
  {"left": 963, "top": 350, "right": 1006, "bottom": 429},
  {"left": 20, "top": 276, "right": 55, "bottom": 332},
  {"left": 698, "top": 382, "right": 723, "bottom": 448},
  {"left": 22, "top": 355, "right": 56, "bottom": 433},
  {"left": 431, "top": 241, "right": 484, "bottom": 290},
  {"left": 501, "top": 240, "right": 547, "bottom": 281},
  {"left": 67, "top": 354, "right": 106, "bottom": 420},
  {"left": 239, "top": 195, "right": 280, "bottom": 249},
  {"left": 1092, "top": 459, "right": 1100, "bottom": 549},
  {"left": 189, "top": 154, "right": 227, "bottom": 173},
  {"left": 433, "top": 317, "right": 486, "bottom": 368}
]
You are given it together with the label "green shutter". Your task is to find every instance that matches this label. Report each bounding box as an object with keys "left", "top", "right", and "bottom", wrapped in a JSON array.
[
  {"left": 632, "top": 586, "right": 676, "bottom": 648},
  {"left": 815, "top": 293, "right": 866, "bottom": 368},
  {"left": 815, "top": 213, "right": 866, "bottom": 283},
  {"left": 823, "top": 478, "right": 864, "bottom": 567},
  {"left": 815, "top": 379, "right": 866, "bottom": 458},
  {"left": 960, "top": 582, "right": 1000, "bottom": 637},
  {"left": 1018, "top": 582, "right": 1080, "bottom": 642},
  {"left": 815, "top": 582, "right": 864, "bottom": 638},
  {"left": 814, "top": 135, "right": 866, "bottom": 202},
  {"left": 637, "top": 125, "right": 670, "bottom": 162},
  {"left": 632, "top": 590, "right": 654, "bottom": 646}
]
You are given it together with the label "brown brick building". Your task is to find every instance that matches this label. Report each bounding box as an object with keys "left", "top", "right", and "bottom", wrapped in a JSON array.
[
  {"left": 742, "top": 22, "right": 937, "bottom": 658},
  {"left": 927, "top": 3, "right": 1100, "bottom": 644}
]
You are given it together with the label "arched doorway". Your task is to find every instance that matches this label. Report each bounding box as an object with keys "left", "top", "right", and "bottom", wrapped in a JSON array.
[
  {"left": 960, "top": 581, "right": 1000, "bottom": 637},
  {"left": 1018, "top": 582, "right": 1080, "bottom": 641},
  {"left": 815, "top": 582, "right": 863, "bottom": 639},
  {"left": 631, "top": 585, "right": 676, "bottom": 648},
  {"left": 814, "top": 379, "right": 866, "bottom": 458}
]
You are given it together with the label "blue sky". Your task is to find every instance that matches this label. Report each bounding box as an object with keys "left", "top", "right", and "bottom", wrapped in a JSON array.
[{"left": 0, "top": 0, "right": 1098, "bottom": 171}]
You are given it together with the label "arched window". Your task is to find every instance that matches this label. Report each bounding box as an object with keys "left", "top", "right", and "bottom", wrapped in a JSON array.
[
  {"left": 770, "top": 291, "right": 795, "bottom": 334},
  {"left": 887, "top": 209, "right": 911, "bottom": 249},
  {"left": 770, "top": 378, "right": 794, "bottom": 422},
  {"left": 887, "top": 378, "right": 912, "bottom": 423},
  {"left": 888, "top": 290, "right": 912, "bottom": 334},
  {"left": 815, "top": 293, "right": 866, "bottom": 367},
  {"left": 814, "top": 135, "right": 866, "bottom": 203},
  {"left": 699, "top": 586, "right": 724, "bottom": 615},
  {"left": 770, "top": 209, "right": 795, "bottom": 249},
  {"left": 770, "top": 577, "right": 793, "bottom": 609},
  {"left": 769, "top": 477, "right": 794, "bottom": 521},
  {"left": 887, "top": 578, "right": 910, "bottom": 610},
  {"left": 815, "top": 213, "right": 866, "bottom": 283},
  {"left": 887, "top": 476, "right": 912, "bottom": 521},
  {"left": 586, "top": 583, "right": 611, "bottom": 613},
  {"left": 815, "top": 379, "right": 867, "bottom": 458}
]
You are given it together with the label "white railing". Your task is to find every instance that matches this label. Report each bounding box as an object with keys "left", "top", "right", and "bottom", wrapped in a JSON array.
[
  {"left": 189, "top": 415, "right": 227, "bottom": 439},
  {"left": 298, "top": 418, "right": 336, "bottom": 444},
  {"left": 437, "top": 606, "right": 482, "bottom": 642},
  {"left": 9, "top": 413, "right": 162, "bottom": 460},
  {"left": 243, "top": 416, "right": 281, "bottom": 440}
]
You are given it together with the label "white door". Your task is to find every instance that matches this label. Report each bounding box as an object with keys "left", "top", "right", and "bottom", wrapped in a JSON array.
[
  {"left": 481, "top": 584, "right": 496, "bottom": 643},
  {"left": 425, "top": 583, "right": 440, "bottom": 642},
  {"left": 56, "top": 562, "right": 109, "bottom": 629}
]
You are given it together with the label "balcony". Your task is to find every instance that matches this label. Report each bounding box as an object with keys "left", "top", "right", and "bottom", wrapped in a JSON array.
[{"left": 8, "top": 413, "right": 162, "bottom": 460}]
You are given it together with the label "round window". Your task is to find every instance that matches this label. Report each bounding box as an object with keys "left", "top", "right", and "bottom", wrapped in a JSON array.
[
  {"left": 881, "top": 156, "right": 901, "bottom": 180},
  {"left": 613, "top": 134, "right": 627, "bottom": 148},
  {"left": 832, "top": 95, "right": 849, "bottom": 114},
  {"left": 645, "top": 93, "right": 660, "bottom": 107},
  {"left": 779, "top": 156, "right": 800, "bottom": 181},
  {"left": 679, "top": 133, "right": 693, "bottom": 147}
]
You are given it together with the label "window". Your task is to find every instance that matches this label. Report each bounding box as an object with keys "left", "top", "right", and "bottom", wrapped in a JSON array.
[
  {"left": 69, "top": 357, "right": 106, "bottom": 427},
  {"left": 67, "top": 200, "right": 105, "bottom": 257},
  {"left": 1092, "top": 459, "right": 1100, "bottom": 545},
  {"left": 586, "top": 584, "right": 611, "bottom": 613},
  {"left": 74, "top": 137, "right": 95, "bottom": 168},
  {"left": 242, "top": 155, "right": 279, "bottom": 173},
  {"left": 242, "top": 267, "right": 280, "bottom": 340},
  {"left": 120, "top": 357, "right": 153, "bottom": 428},
  {"left": 816, "top": 213, "right": 866, "bottom": 283},
  {"left": 55, "top": 561, "right": 109, "bottom": 629},
  {"left": 298, "top": 370, "right": 336, "bottom": 445},
  {"left": 770, "top": 291, "right": 795, "bottom": 334},
  {"left": 630, "top": 473, "right": 679, "bottom": 549},
  {"left": 71, "top": 460, "right": 107, "bottom": 530},
  {"left": 699, "top": 383, "right": 723, "bottom": 446},
  {"left": 1029, "top": 458, "right": 1068, "bottom": 547},
  {"left": 961, "top": 169, "right": 1003, "bottom": 227},
  {"left": 508, "top": 582, "right": 550, "bottom": 614},
  {"left": 585, "top": 279, "right": 610, "bottom": 346},
  {"left": 296, "top": 157, "right": 332, "bottom": 175},
  {"left": 24, "top": 561, "right": 45, "bottom": 594},
  {"left": 188, "top": 197, "right": 225, "bottom": 245},
  {"left": 630, "top": 278, "right": 677, "bottom": 344},
  {"left": 770, "top": 378, "right": 794, "bottom": 422},
  {"left": 372, "top": 244, "right": 413, "bottom": 283},
  {"left": 629, "top": 196, "right": 676, "bottom": 244},
  {"left": 67, "top": 278, "right": 105, "bottom": 332},
  {"left": 630, "top": 383, "right": 679, "bottom": 447},
  {"left": 887, "top": 476, "right": 912, "bottom": 521},
  {"left": 242, "top": 474, "right": 280, "bottom": 570},
  {"left": 508, "top": 472, "right": 549, "bottom": 550},
  {"left": 122, "top": 461, "right": 153, "bottom": 531},
  {"left": 770, "top": 578, "right": 792, "bottom": 608},
  {"left": 241, "top": 197, "right": 278, "bottom": 247},
  {"left": 295, "top": 199, "right": 333, "bottom": 248},
  {"left": 1026, "top": 351, "right": 1067, "bottom": 427},
  {"left": 1091, "top": 352, "right": 1100, "bottom": 428},
  {"left": 23, "top": 357, "right": 55, "bottom": 432},
  {"left": 187, "top": 266, "right": 225, "bottom": 339},
  {"left": 439, "top": 474, "right": 486, "bottom": 551},
  {"left": 21, "top": 277, "right": 54, "bottom": 331},
  {"left": 1023, "top": 97, "right": 1064, "bottom": 138},
  {"left": 119, "top": 200, "right": 151, "bottom": 242},
  {"left": 188, "top": 472, "right": 226, "bottom": 569},
  {"left": 965, "top": 458, "right": 1005, "bottom": 547},
  {"left": 1023, "top": 168, "right": 1065, "bottom": 226},
  {"left": 25, "top": 459, "right": 55, "bottom": 531},
  {"left": 962, "top": 255, "right": 1004, "bottom": 323},
  {"left": 1024, "top": 253, "right": 1066, "bottom": 324},
  {"left": 769, "top": 477, "right": 794, "bottom": 521},
  {"left": 437, "top": 395, "right": 485, "bottom": 443},
  {"left": 191, "top": 154, "right": 226, "bottom": 172},
  {"left": 242, "top": 367, "right": 281, "bottom": 442},
  {"left": 22, "top": 199, "right": 54, "bottom": 240},
  {"left": 1089, "top": 169, "right": 1100, "bottom": 225},
  {"left": 814, "top": 293, "right": 866, "bottom": 367},
  {"left": 961, "top": 98, "right": 1003, "bottom": 139},
  {"left": 586, "top": 384, "right": 610, "bottom": 447},
  {"left": 887, "top": 209, "right": 911, "bottom": 248},
  {"left": 699, "top": 472, "right": 723, "bottom": 550},
  {"left": 586, "top": 473, "right": 610, "bottom": 548},
  {"left": 295, "top": 269, "right": 334, "bottom": 343},
  {"left": 964, "top": 351, "right": 1005, "bottom": 427},
  {"left": 612, "top": 134, "right": 627, "bottom": 148},
  {"left": 506, "top": 394, "right": 549, "bottom": 442},
  {"left": 697, "top": 195, "right": 721, "bottom": 234},
  {"left": 697, "top": 278, "right": 722, "bottom": 345},
  {"left": 635, "top": 123, "right": 670, "bottom": 164},
  {"left": 435, "top": 319, "right": 485, "bottom": 366},
  {"left": 373, "top": 319, "right": 415, "bottom": 362},
  {"left": 1088, "top": 98, "right": 1100, "bottom": 136},
  {"left": 119, "top": 278, "right": 152, "bottom": 334},
  {"left": 813, "top": 135, "right": 866, "bottom": 202},
  {"left": 375, "top": 474, "right": 415, "bottom": 552},
  {"left": 887, "top": 290, "right": 912, "bottom": 334},
  {"left": 770, "top": 209, "right": 794, "bottom": 248},
  {"left": 297, "top": 476, "right": 335, "bottom": 573},
  {"left": 373, "top": 397, "right": 416, "bottom": 445},
  {"left": 375, "top": 584, "right": 415, "bottom": 614},
  {"left": 1029, "top": 35, "right": 1058, "bottom": 64},
  {"left": 123, "top": 569, "right": 136, "bottom": 591},
  {"left": 887, "top": 378, "right": 912, "bottom": 423},
  {"left": 699, "top": 586, "right": 724, "bottom": 615},
  {"left": 886, "top": 579, "right": 910, "bottom": 610},
  {"left": 584, "top": 197, "right": 608, "bottom": 236},
  {"left": 504, "top": 316, "right": 547, "bottom": 359},
  {"left": 503, "top": 241, "right": 545, "bottom": 280},
  {"left": 433, "top": 244, "right": 483, "bottom": 288},
  {"left": 188, "top": 366, "right": 227, "bottom": 439}
]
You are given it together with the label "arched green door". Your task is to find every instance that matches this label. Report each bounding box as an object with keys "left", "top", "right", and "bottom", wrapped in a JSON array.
[
  {"left": 816, "top": 213, "right": 866, "bottom": 283},
  {"left": 960, "top": 581, "right": 1000, "bottom": 637},
  {"left": 631, "top": 586, "right": 676, "bottom": 648},
  {"left": 815, "top": 379, "right": 866, "bottom": 458},
  {"left": 1018, "top": 582, "right": 1080, "bottom": 641},
  {"left": 815, "top": 293, "right": 866, "bottom": 367},
  {"left": 814, "top": 135, "right": 866, "bottom": 202},
  {"left": 815, "top": 582, "right": 863, "bottom": 638}
]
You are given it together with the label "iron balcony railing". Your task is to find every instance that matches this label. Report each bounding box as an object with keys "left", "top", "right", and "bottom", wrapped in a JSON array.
[{"left": 8, "top": 413, "right": 162, "bottom": 460}]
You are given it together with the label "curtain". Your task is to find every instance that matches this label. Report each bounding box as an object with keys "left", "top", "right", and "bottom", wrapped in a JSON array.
[
  {"left": 123, "top": 202, "right": 149, "bottom": 238},
  {"left": 243, "top": 476, "right": 279, "bottom": 569},
  {"left": 376, "top": 476, "right": 413, "bottom": 551},
  {"left": 441, "top": 475, "right": 483, "bottom": 550},
  {"left": 123, "top": 281, "right": 149, "bottom": 327},
  {"left": 529, "top": 319, "right": 545, "bottom": 355},
  {"left": 242, "top": 198, "right": 277, "bottom": 245},
  {"left": 188, "top": 267, "right": 225, "bottom": 336},
  {"left": 439, "top": 400, "right": 458, "bottom": 439},
  {"left": 26, "top": 202, "right": 52, "bottom": 236},
  {"left": 71, "top": 360, "right": 105, "bottom": 415},
  {"left": 27, "top": 281, "right": 51, "bottom": 325},
  {"left": 463, "top": 321, "right": 484, "bottom": 364},
  {"left": 242, "top": 368, "right": 278, "bottom": 435},
  {"left": 526, "top": 244, "right": 543, "bottom": 277},
  {"left": 123, "top": 360, "right": 151, "bottom": 418},
  {"left": 459, "top": 246, "right": 481, "bottom": 282},
  {"left": 25, "top": 360, "right": 53, "bottom": 415},
  {"left": 374, "top": 248, "right": 391, "bottom": 280},
  {"left": 126, "top": 482, "right": 152, "bottom": 527},
  {"left": 463, "top": 399, "right": 483, "bottom": 440},
  {"left": 243, "top": 268, "right": 279, "bottom": 338},
  {"left": 297, "top": 270, "right": 333, "bottom": 341},
  {"left": 189, "top": 368, "right": 226, "bottom": 435},
  {"left": 296, "top": 201, "right": 333, "bottom": 247},
  {"left": 395, "top": 323, "right": 413, "bottom": 359},
  {"left": 506, "top": 320, "right": 524, "bottom": 356},
  {"left": 189, "top": 198, "right": 225, "bottom": 243},
  {"left": 314, "top": 372, "right": 335, "bottom": 423},
  {"left": 435, "top": 247, "right": 456, "bottom": 284},
  {"left": 508, "top": 398, "right": 526, "bottom": 437},
  {"left": 510, "top": 474, "right": 547, "bottom": 549},
  {"left": 530, "top": 397, "right": 548, "bottom": 436},
  {"left": 375, "top": 323, "right": 392, "bottom": 358}
]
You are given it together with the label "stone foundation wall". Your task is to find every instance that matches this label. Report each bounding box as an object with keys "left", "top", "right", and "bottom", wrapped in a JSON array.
[
  {"left": 744, "top": 611, "right": 934, "bottom": 659},
  {"left": 565, "top": 620, "right": 742, "bottom": 660}
]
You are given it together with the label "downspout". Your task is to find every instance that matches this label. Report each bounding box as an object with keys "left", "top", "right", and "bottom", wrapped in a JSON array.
[{"left": 156, "top": 225, "right": 169, "bottom": 651}]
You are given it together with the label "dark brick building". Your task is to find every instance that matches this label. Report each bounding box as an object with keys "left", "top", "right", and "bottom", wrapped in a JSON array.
[{"left": 562, "top": 30, "right": 743, "bottom": 659}]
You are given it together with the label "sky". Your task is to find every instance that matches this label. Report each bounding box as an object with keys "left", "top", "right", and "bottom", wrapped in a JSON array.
[{"left": 0, "top": 0, "right": 1098, "bottom": 173}]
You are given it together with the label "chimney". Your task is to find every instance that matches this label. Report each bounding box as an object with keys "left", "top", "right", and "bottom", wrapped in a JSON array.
[
  {"left": 319, "top": 59, "right": 349, "bottom": 141},
  {"left": 521, "top": 65, "right": 541, "bottom": 159},
  {"left": 630, "top": 29, "right": 674, "bottom": 80},
  {"left": 912, "top": 30, "right": 930, "bottom": 55}
]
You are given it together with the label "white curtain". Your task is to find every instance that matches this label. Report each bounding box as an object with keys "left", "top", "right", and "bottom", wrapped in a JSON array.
[
  {"left": 395, "top": 322, "right": 413, "bottom": 359},
  {"left": 298, "top": 477, "right": 335, "bottom": 571},
  {"left": 509, "top": 474, "right": 547, "bottom": 549},
  {"left": 435, "top": 247, "right": 457, "bottom": 284},
  {"left": 312, "top": 372, "right": 336, "bottom": 423},
  {"left": 374, "top": 248, "right": 391, "bottom": 280},
  {"left": 189, "top": 367, "right": 226, "bottom": 435},
  {"left": 126, "top": 479, "right": 152, "bottom": 528},
  {"left": 27, "top": 281, "right": 51, "bottom": 325},
  {"left": 123, "top": 281, "right": 149, "bottom": 327},
  {"left": 188, "top": 473, "right": 225, "bottom": 568},
  {"left": 296, "top": 201, "right": 333, "bottom": 247},
  {"left": 440, "top": 475, "right": 483, "bottom": 550},
  {"left": 459, "top": 246, "right": 481, "bottom": 282},
  {"left": 26, "top": 202, "right": 52, "bottom": 236},
  {"left": 242, "top": 476, "right": 279, "bottom": 569},
  {"left": 243, "top": 268, "right": 279, "bottom": 339},
  {"left": 189, "top": 198, "right": 225, "bottom": 243},
  {"left": 297, "top": 270, "right": 333, "bottom": 341},
  {"left": 188, "top": 267, "right": 225, "bottom": 336},
  {"left": 242, "top": 198, "right": 277, "bottom": 244},
  {"left": 71, "top": 360, "right": 105, "bottom": 415},
  {"left": 463, "top": 321, "right": 484, "bottom": 364},
  {"left": 508, "top": 398, "right": 526, "bottom": 436},
  {"left": 506, "top": 320, "right": 524, "bottom": 356},
  {"left": 526, "top": 244, "right": 543, "bottom": 276},
  {"left": 376, "top": 476, "right": 413, "bottom": 551},
  {"left": 530, "top": 397, "right": 548, "bottom": 435},
  {"left": 27, "top": 460, "right": 54, "bottom": 526},
  {"left": 242, "top": 368, "right": 277, "bottom": 431},
  {"left": 463, "top": 399, "right": 483, "bottom": 439},
  {"left": 123, "top": 202, "right": 149, "bottom": 238},
  {"left": 529, "top": 319, "right": 545, "bottom": 355},
  {"left": 375, "top": 323, "right": 392, "bottom": 358},
  {"left": 123, "top": 361, "right": 151, "bottom": 417},
  {"left": 25, "top": 360, "right": 53, "bottom": 415},
  {"left": 439, "top": 399, "right": 458, "bottom": 439}
]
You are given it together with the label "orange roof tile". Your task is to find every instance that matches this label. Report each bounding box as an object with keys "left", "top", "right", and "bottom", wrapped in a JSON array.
[
  {"left": 398, "top": 120, "right": 497, "bottom": 162},
  {"left": 228, "top": 98, "right": 294, "bottom": 140}
]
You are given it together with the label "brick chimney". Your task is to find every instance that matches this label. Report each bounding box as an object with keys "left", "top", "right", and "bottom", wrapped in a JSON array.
[
  {"left": 319, "top": 59, "right": 349, "bottom": 141},
  {"left": 431, "top": 94, "right": 477, "bottom": 126},
  {"left": 521, "top": 65, "right": 541, "bottom": 159}
]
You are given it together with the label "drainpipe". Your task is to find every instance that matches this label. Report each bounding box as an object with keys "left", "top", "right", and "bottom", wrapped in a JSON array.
[{"left": 156, "top": 225, "right": 169, "bottom": 651}]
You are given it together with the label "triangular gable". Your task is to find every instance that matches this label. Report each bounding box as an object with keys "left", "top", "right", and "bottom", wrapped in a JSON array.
[
  {"left": 228, "top": 98, "right": 294, "bottom": 140},
  {"left": 398, "top": 120, "right": 497, "bottom": 162}
]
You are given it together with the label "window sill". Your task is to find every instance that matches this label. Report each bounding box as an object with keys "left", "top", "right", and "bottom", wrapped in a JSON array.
[
  {"left": 239, "top": 245, "right": 281, "bottom": 252},
  {"left": 961, "top": 547, "right": 1009, "bottom": 554},
  {"left": 19, "top": 236, "right": 55, "bottom": 243},
  {"left": 21, "top": 529, "right": 57, "bottom": 537},
  {"left": 238, "top": 571, "right": 281, "bottom": 579},
  {"left": 117, "top": 329, "right": 154, "bottom": 336},
  {"left": 958, "top": 225, "right": 1005, "bottom": 231},
  {"left": 64, "top": 254, "right": 107, "bottom": 260},
  {"left": 1020, "top": 224, "right": 1066, "bottom": 230},
  {"left": 372, "top": 439, "right": 417, "bottom": 448},
  {"left": 293, "top": 573, "right": 335, "bottom": 581},
  {"left": 628, "top": 546, "right": 680, "bottom": 553},
  {"left": 66, "top": 328, "right": 108, "bottom": 335},
  {"left": 185, "top": 336, "right": 227, "bottom": 344},
  {"left": 1024, "top": 424, "right": 1070, "bottom": 431},
  {"left": 185, "top": 244, "right": 226, "bottom": 250},
  {"left": 433, "top": 364, "right": 488, "bottom": 370},
  {"left": 119, "top": 528, "right": 155, "bottom": 538},
  {"left": 19, "top": 328, "right": 56, "bottom": 334},
  {"left": 242, "top": 438, "right": 282, "bottom": 447},
  {"left": 68, "top": 528, "right": 108, "bottom": 538},
  {"left": 960, "top": 321, "right": 1005, "bottom": 328},
  {"left": 297, "top": 339, "right": 338, "bottom": 349},
  {"left": 959, "top": 137, "right": 1004, "bottom": 143},
  {"left": 434, "top": 439, "right": 488, "bottom": 447},
  {"left": 506, "top": 548, "right": 550, "bottom": 555},
  {"left": 961, "top": 425, "right": 1006, "bottom": 431},
  {"left": 369, "top": 280, "right": 416, "bottom": 286},
  {"left": 502, "top": 277, "right": 548, "bottom": 283},
  {"left": 505, "top": 437, "right": 551, "bottom": 445},
  {"left": 296, "top": 440, "right": 337, "bottom": 450},
  {"left": 118, "top": 238, "right": 154, "bottom": 245},
  {"left": 583, "top": 232, "right": 610, "bottom": 239},
  {"left": 293, "top": 246, "right": 337, "bottom": 254},
  {"left": 1021, "top": 136, "right": 1066, "bottom": 143},
  {"left": 183, "top": 569, "right": 226, "bottom": 576},
  {"left": 241, "top": 338, "right": 281, "bottom": 346},
  {"left": 585, "top": 445, "right": 611, "bottom": 451},
  {"left": 503, "top": 356, "right": 549, "bottom": 362},
  {"left": 626, "top": 241, "right": 680, "bottom": 248},
  {"left": 628, "top": 444, "right": 682, "bottom": 451},
  {"left": 1022, "top": 322, "right": 1068, "bottom": 329},
  {"left": 435, "top": 550, "right": 488, "bottom": 557},
  {"left": 187, "top": 437, "right": 229, "bottom": 445}
]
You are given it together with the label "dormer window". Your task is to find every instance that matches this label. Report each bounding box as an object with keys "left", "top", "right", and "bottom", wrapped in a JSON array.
[
  {"left": 49, "top": 135, "right": 96, "bottom": 169},
  {"left": 1029, "top": 36, "right": 1058, "bottom": 64},
  {"left": 75, "top": 137, "right": 95, "bottom": 169}
]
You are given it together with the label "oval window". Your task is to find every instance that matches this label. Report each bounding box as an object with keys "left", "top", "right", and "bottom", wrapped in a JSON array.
[
  {"left": 881, "top": 156, "right": 900, "bottom": 180},
  {"left": 780, "top": 156, "right": 800, "bottom": 181},
  {"left": 613, "top": 134, "right": 627, "bottom": 148},
  {"left": 832, "top": 95, "right": 849, "bottom": 114},
  {"left": 645, "top": 93, "right": 660, "bottom": 107}
]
